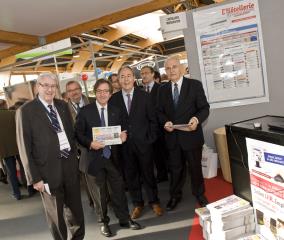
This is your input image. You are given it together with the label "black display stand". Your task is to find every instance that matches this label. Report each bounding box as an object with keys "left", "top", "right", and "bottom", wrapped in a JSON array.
[{"left": 225, "top": 115, "right": 284, "bottom": 203}]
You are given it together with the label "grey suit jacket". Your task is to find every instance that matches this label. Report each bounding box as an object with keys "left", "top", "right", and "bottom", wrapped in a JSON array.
[
  {"left": 16, "top": 98, "right": 78, "bottom": 189},
  {"left": 67, "top": 94, "right": 90, "bottom": 123}
]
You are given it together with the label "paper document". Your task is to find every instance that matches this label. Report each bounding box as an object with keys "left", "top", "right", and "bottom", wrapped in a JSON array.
[
  {"left": 92, "top": 125, "right": 122, "bottom": 145},
  {"left": 44, "top": 183, "right": 51, "bottom": 195}
]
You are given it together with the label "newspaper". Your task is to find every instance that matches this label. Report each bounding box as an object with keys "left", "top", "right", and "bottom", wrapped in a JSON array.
[
  {"left": 206, "top": 195, "right": 251, "bottom": 218},
  {"left": 92, "top": 125, "right": 121, "bottom": 145},
  {"left": 209, "top": 223, "right": 255, "bottom": 240},
  {"left": 237, "top": 233, "right": 265, "bottom": 240}
]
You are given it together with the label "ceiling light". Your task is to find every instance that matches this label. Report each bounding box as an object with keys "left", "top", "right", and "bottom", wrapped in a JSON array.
[
  {"left": 81, "top": 33, "right": 109, "bottom": 42},
  {"left": 120, "top": 42, "right": 143, "bottom": 49}
]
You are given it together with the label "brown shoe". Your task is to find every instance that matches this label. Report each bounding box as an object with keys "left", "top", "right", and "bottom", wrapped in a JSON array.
[
  {"left": 131, "top": 206, "right": 144, "bottom": 219},
  {"left": 152, "top": 204, "right": 163, "bottom": 216}
]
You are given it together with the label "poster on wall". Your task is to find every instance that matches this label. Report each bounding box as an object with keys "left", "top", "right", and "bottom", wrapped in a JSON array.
[
  {"left": 193, "top": 0, "right": 269, "bottom": 108},
  {"left": 246, "top": 138, "right": 284, "bottom": 240},
  {"left": 3, "top": 81, "right": 36, "bottom": 109}
]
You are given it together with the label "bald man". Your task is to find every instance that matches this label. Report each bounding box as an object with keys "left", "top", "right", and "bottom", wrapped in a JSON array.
[{"left": 157, "top": 56, "right": 210, "bottom": 210}]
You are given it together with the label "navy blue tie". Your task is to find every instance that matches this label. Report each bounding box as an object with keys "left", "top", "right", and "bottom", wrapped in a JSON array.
[
  {"left": 100, "top": 108, "right": 111, "bottom": 159},
  {"left": 47, "top": 105, "right": 69, "bottom": 158},
  {"left": 173, "top": 83, "right": 179, "bottom": 107}
]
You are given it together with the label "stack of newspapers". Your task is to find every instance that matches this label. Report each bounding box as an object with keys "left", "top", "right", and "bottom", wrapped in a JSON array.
[{"left": 195, "top": 195, "right": 256, "bottom": 240}]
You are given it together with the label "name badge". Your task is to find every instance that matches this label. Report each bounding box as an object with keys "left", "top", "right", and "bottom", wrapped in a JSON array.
[{"left": 57, "top": 131, "right": 71, "bottom": 150}]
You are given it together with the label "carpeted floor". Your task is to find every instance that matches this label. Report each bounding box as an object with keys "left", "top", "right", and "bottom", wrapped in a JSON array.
[{"left": 188, "top": 175, "right": 233, "bottom": 240}]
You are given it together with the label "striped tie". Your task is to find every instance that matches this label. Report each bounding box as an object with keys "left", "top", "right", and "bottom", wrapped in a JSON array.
[
  {"left": 173, "top": 83, "right": 179, "bottom": 108},
  {"left": 47, "top": 105, "right": 69, "bottom": 158}
]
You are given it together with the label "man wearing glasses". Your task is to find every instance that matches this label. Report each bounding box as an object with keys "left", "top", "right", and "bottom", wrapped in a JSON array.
[
  {"left": 75, "top": 79, "right": 141, "bottom": 237},
  {"left": 16, "top": 73, "right": 85, "bottom": 240}
]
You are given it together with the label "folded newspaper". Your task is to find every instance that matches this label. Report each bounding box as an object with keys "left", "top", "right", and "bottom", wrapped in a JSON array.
[
  {"left": 92, "top": 126, "right": 121, "bottom": 145},
  {"left": 206, "top": 195, "right": 251, "bottom": 218},
  {"left": 237, "top": 234, "right": 265, "bottom": 240}
]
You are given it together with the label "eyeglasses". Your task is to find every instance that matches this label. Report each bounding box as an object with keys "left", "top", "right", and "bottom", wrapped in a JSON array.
[
  {"left": 39, "top": 83, "right": 57, "bottom": 90},
  {"left": 96, "top": 89, "right": 110, "bottom": 94}
]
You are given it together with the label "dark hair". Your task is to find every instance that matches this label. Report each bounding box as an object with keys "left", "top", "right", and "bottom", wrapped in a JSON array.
[
  {"left": 108, "top": 73, "right": 118, "bottom": 82},
  {"left": 141, "top": 65, "right": 154, "bottom": 73},
  {"left": 154, "top": 70, "right": 161, "bottom": 82},
  {"left": 118, "top": 66, "right": 134, "bottom": 77},
  {"left": 65, "top": 80, "right": 82, "bottom": 91},
  {"left": 93, "top": 78, "right": 113, "bottom": 94}
]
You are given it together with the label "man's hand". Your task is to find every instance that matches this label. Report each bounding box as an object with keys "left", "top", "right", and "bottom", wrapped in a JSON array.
[
  {"left": 120, "top": 130, "right": 127, "bottom": 143},
  {"left": 33, "top": 180, "right": 45, "bottom": 192},
  {"left": 90, "top": 140, "right": 105, "bottom": 150},
  {"left": 188, "top": 117, "right": 198, "bottom": 131},
  {"left": 164, "top": 121, "right": 174, "bottom": 132}
]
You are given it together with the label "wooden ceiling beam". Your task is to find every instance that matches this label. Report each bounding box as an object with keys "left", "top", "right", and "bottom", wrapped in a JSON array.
[
  {"left": 0, "top": 55, "right": 16, "bottom": 68},
  {"left": 0, "top": 45, "right": 32, "bottom": 60},
  {"left": 0, "top": 30, "right": 39, "bottom": 45},
  {"left": 0, "top": 0, "right": 181, "bottom": 64},
  {"left": 71, "top": 26, "right": 134, "bottom": 73},
  {"left": 110, "top": 38, "right": 157, "bottom": 72},
  {"left": 46, "top": 0, "right": 181, "bottom": 44}
]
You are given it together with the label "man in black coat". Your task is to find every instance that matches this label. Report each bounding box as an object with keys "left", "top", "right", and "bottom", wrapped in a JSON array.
[
  {"left": 16, "top": 73, "right": 85, "bottom": 240},
  {"left": 157, "top": 56, "right": 210, "bottom": 210},
  {"left": 75, "top": 79, "right": 141, "bottom": 237},
  {"left": 109, "top": 66, "right": 163, "bottom": 219},
  {"left": 140, "top": 66, "right": 168, "bottom": 183}
]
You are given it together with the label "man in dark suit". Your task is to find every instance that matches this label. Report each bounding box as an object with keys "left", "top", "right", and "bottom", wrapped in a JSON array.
[
  {"left": 109, "top": 66, "right": 163, "bottom": 219},
  {"left": 157, "top": 56, "right": 210, "bottom": 210},
  {"left": 75, "top": 79, "right": 141, "bottom": 237},
  {"left": 140, "top": 66, "right": 168, "bottom": 183},
  {"left": 16, "top": 73, "right": 85, "bottom": 240}
]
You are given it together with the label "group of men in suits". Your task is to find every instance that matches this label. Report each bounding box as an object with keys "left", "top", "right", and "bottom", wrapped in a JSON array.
[{"left": 15, "top": 55, "right": 210, "bottom": 240}]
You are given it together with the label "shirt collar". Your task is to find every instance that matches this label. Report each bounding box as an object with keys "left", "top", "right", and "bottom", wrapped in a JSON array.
[
  {"left": 122, "top": 87, "right": 134, "bottom": 96},
  {"left": 38, "top": 95, "right": 54, "bottom": 110},
  {"left": 144, "top": 81, "right": 154, "bottom": 89},
  {"left": 96, "top": 100, "right": 108, "bottom": 111},
  {"left": 71, "top": 96, "right": 84, "bottom": 107},
  {"left": 171, "top": 76, "right": 183, "bottom": 88}
]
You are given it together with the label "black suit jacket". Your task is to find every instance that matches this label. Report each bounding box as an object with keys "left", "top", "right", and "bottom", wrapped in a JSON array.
[
  {"left": 149, "top": 82, "right": 160, "bottom": 107},
  {"left": 16, "top": 98, "right": 78, "bottom": 189},
  {"left": 75, "top": 103, "right": 122, "bottom": 176},
  {"left": 109, "top": 87, "right": 158, "bottom": 154},
  {"left": 157, "top": 77, "right": 210, "bottom": 151}
]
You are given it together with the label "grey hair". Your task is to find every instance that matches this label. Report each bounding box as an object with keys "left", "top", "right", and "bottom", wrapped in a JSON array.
[
  {"left": 37, "top": 72, "right": 58, "bottom": 83},
  {"left": 164, "top": 55, "right": 181, "bottom": 67}
]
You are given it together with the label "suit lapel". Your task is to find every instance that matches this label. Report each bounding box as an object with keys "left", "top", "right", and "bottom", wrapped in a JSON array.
[
  {"left": 34, "top": 98, "right": 55, "bottom": 132},
  {"left": 107, "top": 106, "right": 116, "bottom": 126},
  {"left": 55, "top": 101, "right": 67, "bottom": 129},
  {"left": 118, "top": 91, "right": 128, "bottom": 116},
  {"left": 176, "top": 78, "right": 188, "bottom": 111},
  {"left": 128, "top": 88, "right": 138, "bottom": 118},
  {"left": 94, "top": 105, "right": 102, "bottom": 127}
]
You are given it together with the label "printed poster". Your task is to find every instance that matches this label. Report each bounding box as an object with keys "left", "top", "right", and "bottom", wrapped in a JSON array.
[
  {"left": 246, "top": 138, "right": 284, "bottom": 240},
  {"left": 193, "top": 0, "right": 268, "bottom": 105}
]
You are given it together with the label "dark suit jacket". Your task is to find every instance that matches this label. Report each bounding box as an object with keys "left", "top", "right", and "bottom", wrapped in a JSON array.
[
  {"left": 157, "top": 77, "right": 210, "bottom": 151},
  {"left": 16, "top": 98, "right": 78, "bottom": 189},
  {"left": 109, "top": 87, "right": 158, "bottom": 153},
  {"left": 149, "top": 82, "right": 160, "bottom": 106},
  {"left": 75, "top": 103, "right": 122, "bottom": 176}
]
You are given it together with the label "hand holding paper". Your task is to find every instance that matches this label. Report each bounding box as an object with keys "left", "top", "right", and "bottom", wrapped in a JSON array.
[
  {"left": 164, "top": 121, "right": 174, "bottom": 132},
  {"left": 33, "top": 180, "right": 45, "bottom": 192},
  {"left": 90, "top": 140, "right": 105, "bottom": 150},
  {"left": 120, "top": 130, "right": 127, "bottom": 143}
]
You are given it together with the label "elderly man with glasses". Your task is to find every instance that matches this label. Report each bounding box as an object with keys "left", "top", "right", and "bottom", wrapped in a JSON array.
[{"left": 16, "top": 73, "right": 85, "bottom": 240}]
